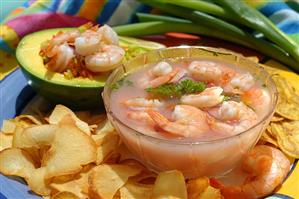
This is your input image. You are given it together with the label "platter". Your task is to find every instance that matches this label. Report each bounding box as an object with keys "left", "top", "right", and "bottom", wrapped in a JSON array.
[{"left": 0, "top": 68, "right": 297, "bottom": 199}]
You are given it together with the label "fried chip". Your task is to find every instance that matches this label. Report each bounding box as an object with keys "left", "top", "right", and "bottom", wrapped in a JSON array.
[
  {"left": 152, "top": 170, "right": 187, "bottom": 199},
  {"left": 130, "top": 170, "right": 157, "bottom": 185},
  {"left": 1, "top": 120, "right": 16, "bottom": 134},
  {"left": 198, "top": 186, "right": 222, "bottom": 199},
  {"left": 271, "top": 121, "right": 299, "bottom": 158},
  {"left": 96, "top": 132, "right": 120, "bottom": 165},
  {"left": 260, "top": 130, "right": 278, "bottom": 147},
  {"left": 187, "top": 177, "right": 210, "bottom": 199},
  {"left": 12, "top": 125, "right": 25, "bottom": 148},
  {"left": 50, "top": 165, "right": 94, "bottom": 198},
  {"left": 75, "top": 111, "right": 106, "bottom": 125},
  {"left": 42, "top": 124, "right": 97, "bottom": 178},
  {"left": 13, "top": 125, "right": 57, "bottom": 149},
  {"left": 0, "top": 133, "right": 13, "bottom": 151},
  {"left": 52, "top": 192, "right": 80, "bottom": 199},
  {"left": 0, "top": 148, "right": 36, "bottom": 178},
  {"left": 89, "top": 164, "right": 141, "bottom": 199},
  {"left": 12, "top": 125, "right": 42, "bottom": 164},
  {"left": 26, "top": 167, "right": 51, "bottom": 196},
  {"left": 49, "top": 105, "right": 90, "bottom": 135},
  {"left": 120, "top": 181, "right": 153, "bottom": 199},
  {"left": 271, "top": 115, "right": 284, "bottom": 122},
  {"left": 272, "top": 76, "right": 299, "bottom": 120},
  {"left": 15, "top": 115, "right": 42, "bottom": 126},
  {"left": 92, "top": 119, "right": 115, "bottom": 137}
]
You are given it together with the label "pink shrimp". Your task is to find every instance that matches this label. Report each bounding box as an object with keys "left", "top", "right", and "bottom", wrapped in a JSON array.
[
  {"left": 223, "top": 73, "right": 255, "bottom": 94},
  {"left": 127, "top": 111, "right": 155, "bottom": 126},
  {"left": 149, "top": 68, "right": 180, "bottom": 88},
  {"left": 207, "top": 101, "right": 258, "bottom": 135},
  {"left": 44, "top": 30, "right": 80, "bottom": 54},
  {"left": 188, "top": 60, "right": 222, "bottom": 83},
  {"left": 221, "top": 145, "right": 290, "bottom": 199},
  {"left": 147, "top": 105, "right": 210, "bottom": 137},
  {"left": 123, "top": 97, "right": 163, "bottom": 111},
  {"left": 46, "top": 42, "right": 75, "bottom": 72},
  {"left": 138, "top": 62, "right": 180, "bottom": 89},
  {"left": 241, "top": 86, "right": 271, "bottom": 116},
  {"left": 181, "top": 86, "right": 224, "bottom": 108}
]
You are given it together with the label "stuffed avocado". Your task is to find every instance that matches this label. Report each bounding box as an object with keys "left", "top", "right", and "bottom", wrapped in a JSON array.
[{"left": 16, "top": 27, "right": 165, "bottom": 110}]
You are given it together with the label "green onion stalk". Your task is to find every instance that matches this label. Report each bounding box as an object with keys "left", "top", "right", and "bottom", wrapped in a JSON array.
[{"left": 132, "top": 0, "right": 299, "bottom": 72}]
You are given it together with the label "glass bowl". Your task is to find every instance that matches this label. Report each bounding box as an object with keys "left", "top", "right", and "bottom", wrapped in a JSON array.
[{"left": 103, "top": 46, "right": 278, "bottom": 178}]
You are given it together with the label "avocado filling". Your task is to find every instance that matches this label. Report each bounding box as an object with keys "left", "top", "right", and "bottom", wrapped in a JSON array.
[{"left": 39, "top": 23, "right": 125, "bottom": 79}]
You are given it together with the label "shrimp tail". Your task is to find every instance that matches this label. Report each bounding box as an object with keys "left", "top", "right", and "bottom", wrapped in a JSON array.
[{"left": 147, "top": 110, "right": 169, "bottom": 128}]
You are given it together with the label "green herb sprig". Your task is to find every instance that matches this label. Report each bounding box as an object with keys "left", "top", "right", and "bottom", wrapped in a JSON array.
[
  {"left": 146, "top": 79, "right": 205, "bottom": 98},
  {"left": 223, "top": 96, "right": 231, "bottom": 101}
]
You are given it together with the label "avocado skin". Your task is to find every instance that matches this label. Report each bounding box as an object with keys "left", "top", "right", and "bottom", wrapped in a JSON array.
[{"left": 20, "top": 66, "right": 104, "bottom": 110}]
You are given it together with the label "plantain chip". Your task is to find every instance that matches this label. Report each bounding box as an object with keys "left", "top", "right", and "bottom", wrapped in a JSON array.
[
  {"left": 152, "top": 170, "right": 187, "bottom": 199},
  {"left": 89, "top": 164, "right": 141, "bottom": 199},
  {"left": 52, "top": 192, "right": 80, "bottom": 199},
  {"left": 26, "top": 167, "right": 51, "bottom": 196},
  {"left": 120, "top": 181, "right": 153, "bottom": 199},
  {"left": 50, "top": 165, "right": 94, "bottom": 198},
  {"left": 271, "top": 121, "right": 299, "bottom": 158},
  {"left": 129, "top": 170, "right": 157, "bottom": 185},
  {"left": 0, "top": 148, "right": 36, "bottom": 178},
  {"left": 15, "top": 115, "right": 42, "bottom": 126},
  {"left": 13, "top": 124, "right": 57, "bottom": 149},
  {"left": 272, "top": 76, "right": 299, "bottom": 120},
  {"left": 96, "top": 132, "right": 120, "bottom": 165},
  {"left": 92, "top": 119, "right": 115, "bottom": 138},
  {"left": 260, "top": 130, "right": 278, "bottom": 147},
  {"left": 49, "top": 105, "right": 90, "bottom": 135},
  {"left": 1, "top": 120, "right": 16, "bottom": 134},
  {"left": 0, "top": 133, "right": 13, "bottom": 151},
  {"left": 75, "top": 111, "right": 106, "bottom": 125},
  {"left": 271, "top": 115, "right": 284, "bottom": 122},
  {"left": 42, "top": 124, "right": 97, "bottom": 178},
  {"left": 198, "top": 186, "right": 222, "bottom": 199},
  {"left": 187, "top": 177, "right": 210, "bottom": 199}
]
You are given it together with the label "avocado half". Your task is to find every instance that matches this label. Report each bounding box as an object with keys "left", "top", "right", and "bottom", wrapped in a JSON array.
[{"left": 16, "top": 28, "right": 164, "bottom": 110}]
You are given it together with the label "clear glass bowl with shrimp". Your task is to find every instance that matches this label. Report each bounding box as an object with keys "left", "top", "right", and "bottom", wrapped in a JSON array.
[{"left": 103, "top": 46, "right": 278, "bottom": 178}]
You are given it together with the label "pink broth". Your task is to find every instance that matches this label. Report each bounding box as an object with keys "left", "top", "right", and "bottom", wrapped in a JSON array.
[{"left": 110, "top": 58, "right": 271, "bottom": 142}]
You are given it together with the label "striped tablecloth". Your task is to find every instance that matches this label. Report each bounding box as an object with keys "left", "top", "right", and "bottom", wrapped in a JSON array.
[{"left": 0, "top": 1, "right": 298, "bottom": 198}]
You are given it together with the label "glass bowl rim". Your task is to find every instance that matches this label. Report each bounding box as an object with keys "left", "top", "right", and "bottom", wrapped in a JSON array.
[{"left": 103, "top": 46, "right": 278, "bottom": 145}]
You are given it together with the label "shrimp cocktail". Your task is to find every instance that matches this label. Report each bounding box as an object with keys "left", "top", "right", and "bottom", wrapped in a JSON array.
[{"left": 103, "top": 47, "right": 278, "bottom": 178}]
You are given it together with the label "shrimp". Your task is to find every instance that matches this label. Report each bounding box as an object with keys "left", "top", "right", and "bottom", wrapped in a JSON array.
[
  {"left": 181, "top": 87, "right": 224, "bottom": 108},
  {"left": 46, "top": 30, "right": 80, "bottom": 51},
  {"left": 148, "top": 105, "right": 210, "bottom": 137},
  {"left": 223, "top": 73, "right": 255, "bottom": 94},
  {"left": 188, "top": 60, "right": 222, "bottom": 83},
  {"left": 207, "top": 101, "right": 258, "bottom": 134},
  {"left": 241, "top": 86, "right": 271, "bottom": 116},
  {"left": 74, "top": 30, "right": 102, "bottom": 56},
  {"left": 169, "top": 68, "right": 187, "bottom": 83},
  {"left": 127, "top": 111, "right": 155, "bottom": 126},
  {"left": 97, "top": 24, "right": 119, "bottom": 45},
  {"left": 138, "top": 62, "right": 181, "bottom": 88},
  {"left": 85, "top": 45, "right": 125, "bottom": 72},
  {"left": 149, "top": 68, "right": 180, "bottom": 88},
  {"left": 221, "top": 145, "right": 290, "bottom": 199},
  {"left": 123, "top": 97, "right": 163, "bottom": 111},
  {"left": 149, "top": 61, "right": 173, "bottom": 77},
  {"left": 46, "top": 42, "right": 75, "bottom": 72}
]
